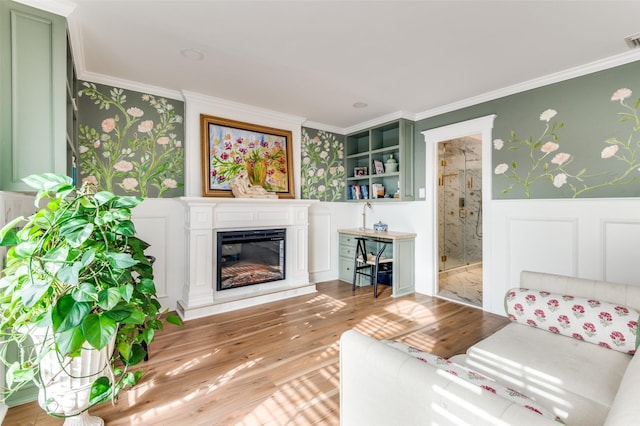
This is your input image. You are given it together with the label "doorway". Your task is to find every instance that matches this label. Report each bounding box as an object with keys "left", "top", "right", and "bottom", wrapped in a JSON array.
[
  {"left": 421, "top": 114, "right": 496, "bottom": 310},
  {"left": 437, "top": 137, "right": 483, "bottom": 306}
]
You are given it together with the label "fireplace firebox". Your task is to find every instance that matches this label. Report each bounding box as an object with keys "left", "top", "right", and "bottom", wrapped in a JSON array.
[{"left": 216, "top": 228, "right": 286, "bottom": 291}]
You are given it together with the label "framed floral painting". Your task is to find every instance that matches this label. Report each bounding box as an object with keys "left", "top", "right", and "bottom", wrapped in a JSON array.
[{"left": 200, "top": 115, "right": 294, "bottom": 198}]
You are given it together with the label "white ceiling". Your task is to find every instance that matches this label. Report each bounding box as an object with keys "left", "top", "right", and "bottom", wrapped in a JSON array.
[{"left": 45, "top": 1, "right": 640, "bottom": 130}]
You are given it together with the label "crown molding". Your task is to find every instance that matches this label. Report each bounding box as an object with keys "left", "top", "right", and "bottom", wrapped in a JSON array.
[
  {"left": 343, "top": 110, "right": 417, "bottom": 135},
  {"left": 414, "top": 49, "right": 640, "bottom": 122},
  {"left": 302, "top": 121, "right": 346, "bottom": 135},
  {"left": 77, "top": 71, "right": 184, "bottom": 100},
  {"left": 182, "top": 90, "right": 307, "bottom": 127}
]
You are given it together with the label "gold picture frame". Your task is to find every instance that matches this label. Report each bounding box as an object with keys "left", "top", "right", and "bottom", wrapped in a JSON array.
[{"left": 200, "top": 114, "right": 294, "bottom": 198}]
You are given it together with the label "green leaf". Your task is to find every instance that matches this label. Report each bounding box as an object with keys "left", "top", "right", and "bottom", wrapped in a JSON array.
[
  {"left": 165, "top": 314, "right": 182, "bottom": 327},
  {"left": 119, "top": 284, "right": 134, "bottom": 303},
  {"left": 6, "top": 362, "right": 35, "bottom": 386},
  {"left": 137, "top": 278, "right": 156, "bottom": 295},
  {"left": 147, "top": 319, "right": 163, "bottom": 330},
  {"left": 141, "top": 327, "right": 155, "bottom": 344},
  {"left": 122, "top": 343, "right": 147, "bottom": 366},
  {"left": 118, "top": 309, "right": 145, "bottom": 325},
  {"left": 118, "top": 340, "right": 132, "bottom": 362},
  {"left": 98, "top": 287, "right": 121, "bottom": 310},
  {"left": 22, "top": 173, "right": 72, "bottom": 192},
  {"left": 81, "top": 249, "right": 96, "bottom": 268},
  {"left": 94, "top": 191, "right": 115, "bottom": 206},
  {"left": 104, "top": 305, "right": 134, "bottom": 322},
  {"left": 89, "top": 376, "right": 113, "bottom": 406},
  {"left": 52, "top": 294, "right": 91, "bottom": 332},
  {"left": 57, "top": 261, "right": 82, "bottom": 286},
  {"left": 107, "top": 252, "right": 137, "bottom": 269},
  {"left": 21, "top": 279, "right": 50, "bottom": 308},
  {"left": 55, "top": 326, "right": 86, "bottom": 356},
  {"left": 123, "top": 371, "right": 143, "bottom": 387},
  {"left": 71, "top": 282, "right": 99, "bottom": 302},
  {"left": 14, "top": 241, "right": 38, "bottom": 258},
  {"left": 42, "top": 247, "right": 68, "bottom": 263},
  {"left": 60, "top": 219, "right": 94, "bottom": 248},
  {"left": 82, "top": 313, "right": 117, "bottom": 350},
  {"left": 0, "top": 216, "right": 25, "bottom": 246},
  {"left": 114, "top": 220, "right": 136, "bottom": 236},
  {"left": 111, "top": 196, "right": 142, "bottom": 208}
]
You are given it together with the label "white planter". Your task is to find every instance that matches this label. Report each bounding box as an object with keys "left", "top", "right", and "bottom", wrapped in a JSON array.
[{"left": 30, "top": 328, "right": 116, "bottom": 426}]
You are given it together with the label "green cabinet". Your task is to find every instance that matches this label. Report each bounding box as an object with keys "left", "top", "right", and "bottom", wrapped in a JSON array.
[
  {"left": 345, "top": 119, "right": 414, "bottom": 201},
  {"left": 0, "top": 1, "right": 68, "bottom": 191},
  {"left": 338, "top": 233, "right": 359, "bottom": 283},
  {"left": 338, "top": 230, "right": 416, "bottom": 297}
]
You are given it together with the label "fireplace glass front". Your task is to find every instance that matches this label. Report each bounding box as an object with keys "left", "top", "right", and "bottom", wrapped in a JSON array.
[{"left": 216, "top": 228, "right": 286, "bottom": 291}]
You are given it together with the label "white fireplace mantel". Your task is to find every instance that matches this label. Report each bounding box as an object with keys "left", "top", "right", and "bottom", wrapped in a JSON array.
[{"left": 177, "top": 197, "right": 317, "bottom": 320}]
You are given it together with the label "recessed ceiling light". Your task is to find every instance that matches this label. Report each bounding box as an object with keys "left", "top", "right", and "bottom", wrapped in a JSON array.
[
  {"left": 353, "top": 102, "right": 368, "bottom": 109},
  {"left": 180, "top": 48, "right": 204, "bottom": 61}
]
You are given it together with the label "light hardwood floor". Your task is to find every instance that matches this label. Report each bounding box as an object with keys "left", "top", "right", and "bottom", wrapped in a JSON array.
[{"left": 4, "top": 280, "right": 509, "bottom": 425}]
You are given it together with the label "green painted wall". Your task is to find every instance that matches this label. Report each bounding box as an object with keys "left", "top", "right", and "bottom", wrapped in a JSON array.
[
  {"left": 77, "top": 81, "right": 185, "bottom": 198},
  {"left": 414, "top": 60, "right": 640, "bottom": 199}
]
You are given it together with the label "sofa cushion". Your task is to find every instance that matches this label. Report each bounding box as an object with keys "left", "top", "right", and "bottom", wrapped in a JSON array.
[
  {"left": 459, "top": 322, "right": 631, "bottom": 425},
  {"left": 383, "top": 340, "right": 565, "bottom": 424},
  {"left": 505, "top": 287, "right": 640, "bottom": 354}
]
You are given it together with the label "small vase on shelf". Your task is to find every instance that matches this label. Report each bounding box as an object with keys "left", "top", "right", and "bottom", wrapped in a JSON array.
[{"left": 385, "top": 155, "right": 398, "bottom": 173}]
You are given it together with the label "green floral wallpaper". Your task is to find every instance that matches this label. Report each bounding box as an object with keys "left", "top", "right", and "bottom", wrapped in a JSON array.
[
  {"left": 494, "top": 87, "right": 640, "bottom": 198},
  {"left": 300, "top": 128, "right": 346, "bottom": 201},
  {"left": 77, "top": 81, "right": 185, "bottom": 197}
]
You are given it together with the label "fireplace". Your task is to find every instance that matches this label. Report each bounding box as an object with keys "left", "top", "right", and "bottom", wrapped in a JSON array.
[
  {"left": 178, "top": 198, "right": 315, "bottom": 320},
  {"left": 216, "top": 228, "right": 286, "bottom": 291}
]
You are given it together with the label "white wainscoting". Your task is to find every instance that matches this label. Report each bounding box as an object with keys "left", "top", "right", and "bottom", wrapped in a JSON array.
[
  {"left": 489, "top": 198, "right": 640, "bottom": 315},
  {"left": 0, "top": 191, "right": 35, "bottom": 422},
  {"left": 132, "top": 198, "right": 186, "bottom": 311},
  {"left": 123, "top": 195, "right": 640, "bottom": 320},
  {"left": 309, "top": 202, "right": 360, "bottom": 283}
]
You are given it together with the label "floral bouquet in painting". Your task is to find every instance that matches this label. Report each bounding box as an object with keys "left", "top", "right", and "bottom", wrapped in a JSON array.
[{"left": 209, "top": 128, "right": 288, "bottom": 192}]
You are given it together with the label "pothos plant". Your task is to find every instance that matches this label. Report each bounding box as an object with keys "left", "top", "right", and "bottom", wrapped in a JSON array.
[{"left": 0, "top": 173, "right": 181, "bottom": 412}]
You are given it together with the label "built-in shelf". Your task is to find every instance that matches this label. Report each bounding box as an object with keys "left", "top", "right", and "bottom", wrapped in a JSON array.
[{"left": 344, "top": 119, "right": 414, "bottom": 201}]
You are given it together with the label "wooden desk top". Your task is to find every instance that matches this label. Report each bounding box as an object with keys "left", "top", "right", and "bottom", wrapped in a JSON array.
[{"left": 338, "top": 228, "right": 417, "bottom": 240}]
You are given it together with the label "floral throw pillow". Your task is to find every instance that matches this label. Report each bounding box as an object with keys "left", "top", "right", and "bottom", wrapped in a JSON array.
[
  {"left": 505, "top": 288, "right": 640, "bottom": 354},
  {"left": 383, "top": 340, "right": 565, "bottom": 424}
]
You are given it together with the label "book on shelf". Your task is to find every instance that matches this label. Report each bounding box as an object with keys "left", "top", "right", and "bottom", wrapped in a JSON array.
[
  {"left": 350, "top": 184, "right": 361, "bottom": 200},
  {"left": 371, "top": 183, "right": 385, "bottom": 199},
  {"left": 372, "top": 159, "right": 385, "bottom": 175},
  {"left": 361, "top": 184, "right": 369, "bottom": 199}
]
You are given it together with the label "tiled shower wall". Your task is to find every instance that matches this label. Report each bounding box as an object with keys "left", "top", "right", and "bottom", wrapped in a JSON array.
[{"left": 437, "top": 137, "right": 482, "bottom": 271}]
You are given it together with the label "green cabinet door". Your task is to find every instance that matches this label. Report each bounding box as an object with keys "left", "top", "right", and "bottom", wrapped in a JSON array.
[{"left": 0, "top": 1, "right": 67, "bottom": 191}]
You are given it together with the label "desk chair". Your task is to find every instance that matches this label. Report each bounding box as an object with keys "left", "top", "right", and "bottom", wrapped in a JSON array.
[{"left": 352, "top": 237, "right": 393, "bottom": 298}]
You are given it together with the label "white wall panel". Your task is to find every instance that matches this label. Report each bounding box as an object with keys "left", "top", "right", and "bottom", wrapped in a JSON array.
[
  {"left": 490, "top": 199, "right": 640, "bottom": 315},
  {"left": 309, "top": 202, "right": 359, "bottom": 283},
  {"left": 132, "top": 198, "right": 185, "bottom": 311},
  {"left": 603, "top": 220, "right": 640, "bottom": 285},
  {"left": 506, "top": 217, "right": 578, "bottom": 288},
  {"left": 309, "top": 210, "right": 331, "bottom": 273}
]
